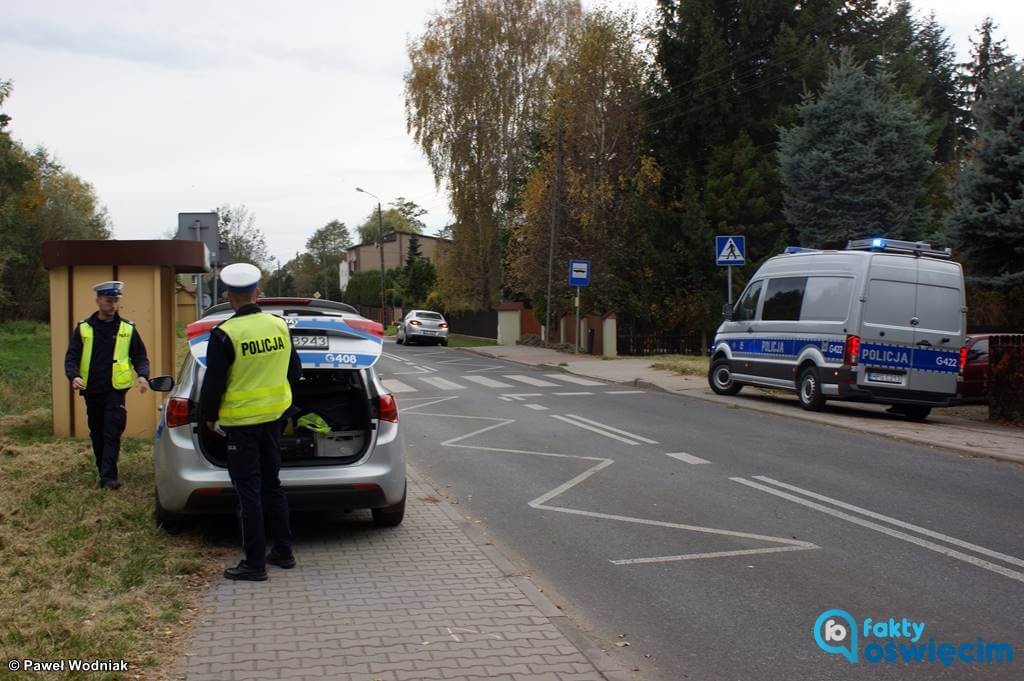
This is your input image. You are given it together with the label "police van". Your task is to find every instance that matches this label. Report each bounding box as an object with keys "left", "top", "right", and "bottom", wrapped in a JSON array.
[{"left": 708, "top": 239, "right": 967, "bottom": 420}]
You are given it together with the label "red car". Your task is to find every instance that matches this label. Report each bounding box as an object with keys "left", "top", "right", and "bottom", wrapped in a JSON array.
[{"left": 959, "top": 335, "right": 992, "bottom": 402}]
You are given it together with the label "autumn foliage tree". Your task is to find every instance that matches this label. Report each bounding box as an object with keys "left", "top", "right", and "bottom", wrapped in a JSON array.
[
  {"left": 508, "top": 10, "right": 659, "bottom": 327},
  {"left": 405, "top": 0, "right": 580, "bottom": 310}
]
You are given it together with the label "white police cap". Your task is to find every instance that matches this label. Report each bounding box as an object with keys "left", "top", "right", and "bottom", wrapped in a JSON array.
[
  {"left": 94, "top": 281, "right": 124, "bottom": 297},
  {"left": 220, "top": 263, "right": 262, "bottom": 292}
]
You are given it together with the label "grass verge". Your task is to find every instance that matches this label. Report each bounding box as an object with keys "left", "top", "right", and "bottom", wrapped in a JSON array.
[
  {"left": 448, "top": 335, "right": 498, "bottom": 348},
  {"left": 0, "top": 322, "right": 228, "bottom": 680},
  {"left": 649, "top": 354, "right": 710, "bottom": 376}
]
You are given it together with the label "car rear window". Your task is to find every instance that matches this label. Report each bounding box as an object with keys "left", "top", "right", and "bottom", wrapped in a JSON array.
[{"left": 416, "top": 312, "right": 443, "bottom": 320}]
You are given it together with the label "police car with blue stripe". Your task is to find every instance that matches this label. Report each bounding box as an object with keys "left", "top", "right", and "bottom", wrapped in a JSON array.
[
  {"left": 708, "top": 239, "right": 966, "bottom": 420},
  {"left": 152, "top": 298, "right": 406, "bottom": 531}
]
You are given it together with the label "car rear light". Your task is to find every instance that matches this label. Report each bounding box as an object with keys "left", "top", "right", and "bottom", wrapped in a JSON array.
[
  {"left": 346, "top": 319, "right": 384, "bottom": 337},
  {"left": 166, "top": 397, "right": 191, "bottom": 428},
  {"left": 186, "top": 319, "right": 220, "bottom": 340},
  {"left": 378, "top": 394, "right": 398, "bottom": 423},
  {"left": 959, "top": 346, "right": 967, "bottom": 374},
  {"left": 410, "top": 320, "right": 422, "bottom": 326},
  {"left": 439, "top": 322, "right": 449, "bottom": 328},
  {"left": 844, "top": 335, "right": 860, "bottom": 367}
]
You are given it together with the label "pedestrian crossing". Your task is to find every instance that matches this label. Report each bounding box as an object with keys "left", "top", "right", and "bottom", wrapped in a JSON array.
[{"left": 380, "top": 371, "right": 644, "bottom": 398}]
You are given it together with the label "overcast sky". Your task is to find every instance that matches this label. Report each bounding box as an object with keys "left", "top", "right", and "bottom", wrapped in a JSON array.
[{"left": 2, "top": 1, "right": 1019, "bottom": 266}]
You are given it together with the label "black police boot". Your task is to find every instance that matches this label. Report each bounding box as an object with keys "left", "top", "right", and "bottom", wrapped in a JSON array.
[
  {"left": 223, "top": 561, "right": 268, "bottom": 581},
  {"left": 266, "top": 548, "right": 296, "bottom": 569},
  {"left": 103, "top": 480, "right": 121, "bottom": 490}
]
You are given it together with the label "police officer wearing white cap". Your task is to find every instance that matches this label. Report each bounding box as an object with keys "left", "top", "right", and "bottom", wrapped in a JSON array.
[
  {"left": 199, "top": 263, "right": 301, "bottom": 581},
  {"left": 64, "top": 281, "right": 151, "bottom": 489}
]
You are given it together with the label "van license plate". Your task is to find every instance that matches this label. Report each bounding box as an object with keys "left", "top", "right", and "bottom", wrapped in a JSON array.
[
  {"left": 293, "top": 334, "right": 328, "bottom": 348},
  {"left": 868, "top": 371, "right": 904, "bottom": 385}
]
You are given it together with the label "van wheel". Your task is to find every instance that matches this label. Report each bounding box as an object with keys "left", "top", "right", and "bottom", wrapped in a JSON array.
[
  {"left": 154, "top": 489, "right": 187, "bottom": 534},
  {"left": 797, "top": 367, "right": 827, "bottom": 411},
  {"left": 895, "top": 405, "right": 931, "bottom": 421},
  {"left": 372, "top": 483, "right": 406, "bottom": 527},
  {"left": 708, "top": 358, "right": 742, "bottom": 395}
]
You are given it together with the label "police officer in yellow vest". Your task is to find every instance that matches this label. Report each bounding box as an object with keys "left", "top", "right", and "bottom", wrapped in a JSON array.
[
  {"left": 200, "top": 263, "right": 301, "bottom": 581},
  {"left": 64, "top": 281, "right": 150, "bottom": 490}
]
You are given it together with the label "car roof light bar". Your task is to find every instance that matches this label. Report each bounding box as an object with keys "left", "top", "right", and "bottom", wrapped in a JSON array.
[
  {"left": 846, "top": 238, "right": 952, "bottom": 259},
  {"left": 783, "top": 246, "right": 819, "bottom": 254}
]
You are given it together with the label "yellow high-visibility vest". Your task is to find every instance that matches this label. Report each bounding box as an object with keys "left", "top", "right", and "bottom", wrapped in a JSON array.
[
  {"left": 79, "top": 320, "right": 134, "bottom": 390},
  {"left": 217, "top": 313, "right": 293, "bottom": 426}
]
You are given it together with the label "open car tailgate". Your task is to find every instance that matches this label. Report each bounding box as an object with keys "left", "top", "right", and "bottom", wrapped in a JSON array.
[{"left": 187, "top": 314, "right": 383, "bottom": 369}]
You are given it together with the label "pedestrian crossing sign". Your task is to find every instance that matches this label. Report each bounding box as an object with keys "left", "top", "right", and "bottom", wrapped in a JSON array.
[{"left": 716, "top": 235, "right": 745, "bottom": 266}]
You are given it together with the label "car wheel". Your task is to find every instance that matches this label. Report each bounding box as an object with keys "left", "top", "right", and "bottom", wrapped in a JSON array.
[
  {"left": 396, "top": 330, "right": 404, "bottom": 345},
  {"left": 154, "top": 488, "right": 187, "bottom": 534},
  {"left": 708, "top": 358, "right": 742, "bottom": 395},
  {"left": 894, "top": 405, "right": 931, "bottom": 421},
  {"left": 797, "top": 366, "right": 827, "bottom": 411},
  {"left": 372, "top": 483, "right": 406, "bottom": 528},
  {"left": 441, "top": 338, "right": 449, "bottom": 347}
]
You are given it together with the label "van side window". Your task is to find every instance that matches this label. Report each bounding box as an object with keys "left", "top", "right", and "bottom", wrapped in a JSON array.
[
  {"left": 801, "top": 277, "right": 853, "bottom": 322},
  {"left": 762, "top": 277, "right": 806, "bottom": 321},
  {"left": 735, "top": 281, "right": 763, "bottom": 322}
]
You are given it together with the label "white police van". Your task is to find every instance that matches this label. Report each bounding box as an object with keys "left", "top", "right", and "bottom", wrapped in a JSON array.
[{"left": 708, "top": 239, "right": 967, "bottom": 420}]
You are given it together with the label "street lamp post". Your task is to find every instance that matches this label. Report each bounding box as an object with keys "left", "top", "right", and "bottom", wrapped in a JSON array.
[{"left": 356, "top": 187, "right": 387, "bottom": 324}]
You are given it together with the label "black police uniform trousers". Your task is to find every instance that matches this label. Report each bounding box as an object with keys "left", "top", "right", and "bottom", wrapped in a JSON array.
[
  {"left": 224, "top": 420, "right": 293, "bottom": 570},
  {"left": 84, "top": 390, "right": 127, "bottom": 485}
]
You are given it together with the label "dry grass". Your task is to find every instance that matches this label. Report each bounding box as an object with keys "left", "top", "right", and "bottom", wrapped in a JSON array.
[
  {"left": 0, "top": 323, "right": 229, "bottom": 680},
  {"left": 649, "top": 354, "right": 710, "bottom": 376}
]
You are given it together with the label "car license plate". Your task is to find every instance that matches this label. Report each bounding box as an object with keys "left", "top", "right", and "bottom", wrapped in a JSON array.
[
  {"left": 421, "top": 329, "right": 435, "bottom": 335},
  {"left": 293, "top": 334, "right": 328, "bottom": 349},
  {"left": 868, "top": 371, "right": 904, "bottom": 385}
]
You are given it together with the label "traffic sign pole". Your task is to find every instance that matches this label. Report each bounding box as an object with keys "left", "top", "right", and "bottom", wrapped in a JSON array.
[
  {"left": 575, "top": 286, "right": 580, "bottom": 353},
  {"left": 727, "top": 265, "right": 732, "bottom": 305}
]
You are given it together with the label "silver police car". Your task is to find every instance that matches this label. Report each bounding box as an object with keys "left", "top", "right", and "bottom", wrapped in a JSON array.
[{"left": 151, "top": 298, "right": 406, "bottom": 531}]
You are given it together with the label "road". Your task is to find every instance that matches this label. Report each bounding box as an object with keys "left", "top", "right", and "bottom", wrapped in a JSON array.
[{"left": 376, "top": 341, "right": 1024, "bottom": 681}]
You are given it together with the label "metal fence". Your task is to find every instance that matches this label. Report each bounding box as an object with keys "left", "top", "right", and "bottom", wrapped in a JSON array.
[{"left": 616, "top": 332, "right": 707, "bottom": 357}]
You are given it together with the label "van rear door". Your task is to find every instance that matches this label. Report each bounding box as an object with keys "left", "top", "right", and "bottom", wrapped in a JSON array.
[
  {"left": 910, "top": 259, "right": 964, "bottom": 396},
  {"left": 860, "top": 255, "right": 918, "bottom": 390}
]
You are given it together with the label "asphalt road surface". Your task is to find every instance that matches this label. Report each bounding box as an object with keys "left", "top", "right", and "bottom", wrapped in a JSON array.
[{"left": 377, "top": 341, "right": 1024, "bottom": 681}]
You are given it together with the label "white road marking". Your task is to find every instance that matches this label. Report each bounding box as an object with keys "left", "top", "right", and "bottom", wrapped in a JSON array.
[
  {"left": 665, "top": 452, "right": 711, "bottom": 465},
  {"left": 402, "top": 407, "right": 818, "bottom": 564},
  {"left": 565, "top": 413, "right": 659, "bottom": 445},
  {"left": 498, "top": 396, "right": 512, "bottom": 402},
  {"left": 606, "top": 390, "right": 644, "bottom": 395},
  {"left": 382, "top": 352, "right": 409, "bottom": 363},
  {"left": 553, "top": 391, "right": 594, "bottom": 396},
  {"left": 552, "top": 415, "right": 640, "bottom": 446},
  {"left": 524, "top": 404, "right": 548, "bottom": 411},
  {"left": 463, "top": 375, "right": 514, "bottom": 389},
  {"left": 612, "top": 546, "right": 810, "bottom": 565},
  {"left": 418, "top": 376, "right": 466, "bottom": 390},
  {"left": 503, "top": 393, "right": 542, "bottom": 401},
  {"left": 732, "top": 477, "right": 1024, "bottom": 584},
  {"left": 381, "top": 379, "right": 417, "bottom": 394},
  {"left": 505, "top": 374, "right": 559, "bottom": 387},
  {"left": 544, "top": 374, "right": 605, "bottom": 386},
  {"left": 752, "top": 476, "right": 1024, "bottom": 570}
]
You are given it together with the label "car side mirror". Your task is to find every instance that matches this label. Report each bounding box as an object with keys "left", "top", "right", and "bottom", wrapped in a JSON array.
[
  {"left": 148, "top": 376, "right": 175, "bottom": 392},
  {"left": 721, "top": 303, "right": 734, "bottom": 322}
]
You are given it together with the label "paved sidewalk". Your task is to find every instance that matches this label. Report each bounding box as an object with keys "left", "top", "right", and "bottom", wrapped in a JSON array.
[
  {"left": 462, "top": 344, "right": 1024, "bottom": 465},
  {"left": 178, "top": 472, "right": 621, "bottom": 681}
]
